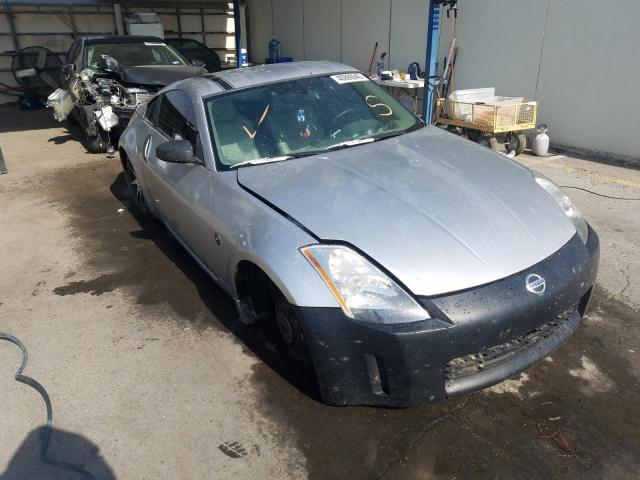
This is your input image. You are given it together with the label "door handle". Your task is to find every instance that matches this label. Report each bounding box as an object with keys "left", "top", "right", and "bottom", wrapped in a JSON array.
[{"left": 143, "top": 136, "right": 152, "bottom": 162}]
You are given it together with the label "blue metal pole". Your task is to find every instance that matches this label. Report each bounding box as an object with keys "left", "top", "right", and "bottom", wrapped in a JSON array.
[
  {"left": 233, "top": 0, "right": 242, "bottom": 68},
  {"left": 422, "top": 1, "right": 441, "bottom": 124}
]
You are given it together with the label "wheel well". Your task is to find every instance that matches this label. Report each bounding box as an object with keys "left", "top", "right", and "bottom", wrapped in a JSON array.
[
  {"left": 235, "top": 261, "right": 281, "bottom": 324},
  {"left": 119, "top": 148, "right": 128, "bottom": 171}
]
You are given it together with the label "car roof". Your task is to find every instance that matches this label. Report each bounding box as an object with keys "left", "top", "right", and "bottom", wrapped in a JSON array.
[
  {"left": 206, "top": 61, "right": 359, "bottom": 90},
  {"left": 82, "top": 35, "right": 164, "bottom": 45},
  {"left": 162, "top": 61, "right": 363, "bottom": 100}
]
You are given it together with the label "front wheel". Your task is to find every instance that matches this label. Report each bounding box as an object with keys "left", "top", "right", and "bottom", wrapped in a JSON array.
[
  {"left": 275, "top": 296, "right": 310, "bottom": 362},
  {"left": 86, "top": 127, "right": 110, "bottom": 154}
]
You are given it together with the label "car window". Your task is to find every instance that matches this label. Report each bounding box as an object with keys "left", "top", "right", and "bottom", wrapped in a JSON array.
[
  {"left": 155, "top": 90, "right": 200, "bottom": 156},
  {"left": 205, "top": 73, "right": 420, "bottom": 168},
  {"left": 85, "top": 42, "right": 187, "bottom": 68},
  {"left": 67, "top": 41, "right": 80, "bottom": 65},
  {"left": 145, "top": 96, "right": 160, "bottom": 124},
  {"left": 181, "top": 40, "right": 201, "bottom": 53}
]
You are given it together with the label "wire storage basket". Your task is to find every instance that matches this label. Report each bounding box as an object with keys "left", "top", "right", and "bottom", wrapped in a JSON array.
[{"left": 436, "top": 98, "right": 537, "bottom": 133}]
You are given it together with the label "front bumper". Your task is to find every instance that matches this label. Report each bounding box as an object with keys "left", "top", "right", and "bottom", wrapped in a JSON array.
[{"left": 296, "top": 228, "right": 600, "bottom": 407}]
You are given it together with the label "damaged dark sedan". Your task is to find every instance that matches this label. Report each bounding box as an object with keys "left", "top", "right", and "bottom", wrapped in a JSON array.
[
  {"left": 47, "top": 35, "right": 207, "bottom": 153},
  {"left": 119, "top": 61, "right": 600, "bottom": 407}
]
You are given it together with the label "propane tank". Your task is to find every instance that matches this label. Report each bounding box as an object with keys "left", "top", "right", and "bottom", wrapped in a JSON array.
[{"left": 532, "top": 124, "right": 550, "bottom": 156}]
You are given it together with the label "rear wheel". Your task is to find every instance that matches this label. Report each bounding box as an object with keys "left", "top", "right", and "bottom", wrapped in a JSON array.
[
  {"left": 123, "top": 158, "right": 149, "bottom": 215},
  {"left": 505, "top": 133, "right": 527, "bottom": 155}
]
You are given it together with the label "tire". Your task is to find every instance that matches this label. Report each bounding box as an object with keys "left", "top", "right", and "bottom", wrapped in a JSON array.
[
  {"left": 65, "top": 108, "right": 79, "bottom": 125},
  {"left": 478, "top": 135, "right": 501, "bottom": 151},
  {"left": 274, "top": 296, "right": 310, "bottom": 362},
  {"left": 86, "top": 127, "right": 109, "bottom": 154},
  {"left": 465, "top": 129, "right": 483, "bottom": 142},
  {"left": 489, "top": 136, "right": 501, "bottom": 151},
  {"left": 123, "top": 158, "right": 149, "bottom": 216},
  {"left": 505, "top": 133, "right": 527, "bottom": 155}
]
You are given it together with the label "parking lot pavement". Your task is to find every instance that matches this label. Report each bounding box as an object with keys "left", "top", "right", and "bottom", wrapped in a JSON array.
[{"left": 0, "top": 108, "right": 638, "bottom": 480}]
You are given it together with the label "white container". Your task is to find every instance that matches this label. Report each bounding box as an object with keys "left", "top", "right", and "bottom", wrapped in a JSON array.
[
  {"left": 532, "top": 124, "right": 550, "bottom": 156},
  {"left": 126, "top": 12, "right": 164, "bottom": 39},
  {"left": 47, "top": 88, "right": 74, "bottom": 122},
  {"left": 96, "top": 106, "right": 119, "bottom": 132}
]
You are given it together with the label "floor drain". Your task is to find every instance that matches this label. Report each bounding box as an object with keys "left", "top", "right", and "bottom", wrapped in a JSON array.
[{"left": 219, "top": 441, "right": 248, "bottom": 458}]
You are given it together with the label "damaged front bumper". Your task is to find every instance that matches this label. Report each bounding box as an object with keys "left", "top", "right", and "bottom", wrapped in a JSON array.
[
  {"left": 47, "top": 71, "right": 156, "bottom": 139},
  {"left": 296, "top": 228, "right": 600, "bottom": 407}
]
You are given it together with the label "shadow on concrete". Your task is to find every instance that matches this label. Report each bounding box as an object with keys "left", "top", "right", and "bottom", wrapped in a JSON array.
[
  {"left": 109, "top": 172, "right": 322, "bottom": 402},
  {"left": 0, "top": 105, "right": 60, "bottom": 134},
  {"left": 48, "top": 134, "right": 75, "bottom": 145},
  {"left": 0, "top": 426, "right": 115, "bottom": 479},
  {"left": 550, "top": 146, "right": 640, "bottom": 172}
]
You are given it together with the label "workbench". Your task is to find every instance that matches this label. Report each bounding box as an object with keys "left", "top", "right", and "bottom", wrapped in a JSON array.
[{"left": 375, "top": 78, "right": 425, "bottom": 114}]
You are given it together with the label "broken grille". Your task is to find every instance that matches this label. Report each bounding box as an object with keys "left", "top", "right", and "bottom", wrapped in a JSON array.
[{"left": 445, "top": 310, "right": 575, "bottom": 381}]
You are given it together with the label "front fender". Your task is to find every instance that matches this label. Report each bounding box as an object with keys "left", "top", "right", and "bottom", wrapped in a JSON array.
[{"left": 212, "top": 173, "right": 338, "bottom": 308}]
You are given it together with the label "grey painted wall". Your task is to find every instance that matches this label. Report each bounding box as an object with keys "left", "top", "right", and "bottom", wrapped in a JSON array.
[{"left": 247, "top": 0, "right": 640, "bottom": 159}]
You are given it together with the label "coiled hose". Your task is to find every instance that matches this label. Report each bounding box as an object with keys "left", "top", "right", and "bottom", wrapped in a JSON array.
[{"left": 0, "top": 333, "right": 97, "bottom": 479}]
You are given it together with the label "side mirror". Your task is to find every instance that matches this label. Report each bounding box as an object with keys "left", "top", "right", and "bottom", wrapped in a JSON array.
[
  {"left": 191, "top": 59, "right": 206, "bottom": 67},
  {"left": 156, "top": 140, "right": 197, "bottom": 164},
  {"left": 96, "top": 54, "right": 119, "bottom": 73}
]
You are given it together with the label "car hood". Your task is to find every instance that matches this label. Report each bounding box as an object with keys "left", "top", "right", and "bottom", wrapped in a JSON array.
[
  {"left": 118, "top": 65, "right": 206, "bottom": 87},
  {"left": 237, "top": 127, "right": 577, "bottom": 296}
]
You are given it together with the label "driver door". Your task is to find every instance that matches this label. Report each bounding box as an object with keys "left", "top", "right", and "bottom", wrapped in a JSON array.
[{"left": 143, "top": 90, "right": 215, "bottom": 268}]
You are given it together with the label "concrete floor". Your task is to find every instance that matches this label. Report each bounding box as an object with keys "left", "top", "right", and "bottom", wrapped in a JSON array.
[{"left": 0, "top": 107, "right": 639, "bottom": 480}]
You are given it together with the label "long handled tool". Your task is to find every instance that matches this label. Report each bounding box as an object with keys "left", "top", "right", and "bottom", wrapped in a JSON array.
[{"left": 368, "top": 41, "right": 379, "bottom": 74}]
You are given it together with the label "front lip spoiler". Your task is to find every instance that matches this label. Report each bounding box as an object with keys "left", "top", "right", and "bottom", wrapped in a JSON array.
[{"left": 444, "top": 309, "right": 581, "bottom": 398}]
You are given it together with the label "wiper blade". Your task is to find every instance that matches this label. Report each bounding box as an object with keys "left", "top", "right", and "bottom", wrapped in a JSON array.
[
  {"left": 230, "top": 155, "right": 293, "bottom": 169},
  {"left": 293, "top": 137, "right": 377, "bottom": 157},
  {"left": 323, "top": 137, "right": 376, "bottom": 151}
]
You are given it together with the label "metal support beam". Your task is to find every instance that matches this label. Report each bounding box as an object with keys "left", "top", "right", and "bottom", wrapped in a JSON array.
[
  {"left": 422, "top": 0, "right": 441, "bottom": 124},
  {"left": 199, "top": 7, "right": 206, "bottom": 44},
  {"left": 3, "top": 0, "right": 19, "bottom": 52},
  {"left": 114, "top": 2, "right": 125, "bottom": 35},
  {"left": 176, "top": 5, "right": 182, "bottom": 38},
  {"left": 232, "top": 0, "right": 242, "bottom": 68}
]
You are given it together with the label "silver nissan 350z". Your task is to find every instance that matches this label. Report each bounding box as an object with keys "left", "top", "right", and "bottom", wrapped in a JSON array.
[{"left": 118, "top": 61, "right": 599, "bottom": 407}]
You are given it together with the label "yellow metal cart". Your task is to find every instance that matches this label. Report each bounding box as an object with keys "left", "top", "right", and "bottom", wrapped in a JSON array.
[{"left": 435, "top": 98, "right": 537, "bottom": 155}]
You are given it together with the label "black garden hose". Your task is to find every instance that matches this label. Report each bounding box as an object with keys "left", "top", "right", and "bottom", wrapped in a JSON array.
[{"left": 0, "top": 333, "right": 97, "bottom": 479}]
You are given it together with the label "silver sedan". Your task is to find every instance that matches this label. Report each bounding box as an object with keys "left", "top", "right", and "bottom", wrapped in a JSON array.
[{"left": 118, "top": 61, "right": 599, "bottom": 407}]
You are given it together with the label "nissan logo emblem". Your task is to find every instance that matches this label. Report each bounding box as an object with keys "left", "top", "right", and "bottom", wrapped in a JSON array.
[{"left": 526, "top": 273, "right": 546, "bottom": 295}]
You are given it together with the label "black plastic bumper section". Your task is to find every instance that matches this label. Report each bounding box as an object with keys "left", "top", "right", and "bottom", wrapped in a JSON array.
[{"left": 296, "top": 229, "right": 600, "bottom": 407}]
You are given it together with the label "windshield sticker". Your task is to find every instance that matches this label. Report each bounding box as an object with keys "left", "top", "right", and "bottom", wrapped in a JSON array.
[
  {"left": 330, "top": 73, "right": 368, "bottom": 84},
  {"left": 365, "top": 95, "right": 393, "bottom": 117},
  {"left": 144, "top": 42, "right": 166, "bottom": 46}
]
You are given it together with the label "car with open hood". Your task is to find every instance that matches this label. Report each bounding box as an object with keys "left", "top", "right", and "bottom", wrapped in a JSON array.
[
  {"left": 117, "top": 61, "right": 599, "bottom": 407},
  {"left": 47, "top": 35, "right": 207, "bottom": 153}
]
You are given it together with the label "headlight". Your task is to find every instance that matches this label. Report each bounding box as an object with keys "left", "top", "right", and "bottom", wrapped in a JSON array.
[
  {"left": 534, "top": 173, "right": 588, "bottom": 244},
  {"left": 300, "top": 244, "right": 430, "bottom": 324}
]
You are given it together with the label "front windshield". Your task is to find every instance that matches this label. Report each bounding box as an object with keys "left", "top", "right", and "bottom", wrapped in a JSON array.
[
  {"left": 86, "top": 42, "right": 187, "bottom": 68},
  {"left": 205, "top": 72, "right": 421, "bottom": 168}
]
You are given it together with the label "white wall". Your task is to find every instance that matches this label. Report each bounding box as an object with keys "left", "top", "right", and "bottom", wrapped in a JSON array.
[
  {"left": 440, "top": 0, "right": 640, "bottom": 160},
  {"left": 247, "top": 0, "right": 429, "bottom": 72},
  {"left": 303, "top": 0, "right": 341, "bottom": 62},
  {"left": 247, "top": 0, "right": 640, "bottom": 160}
]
